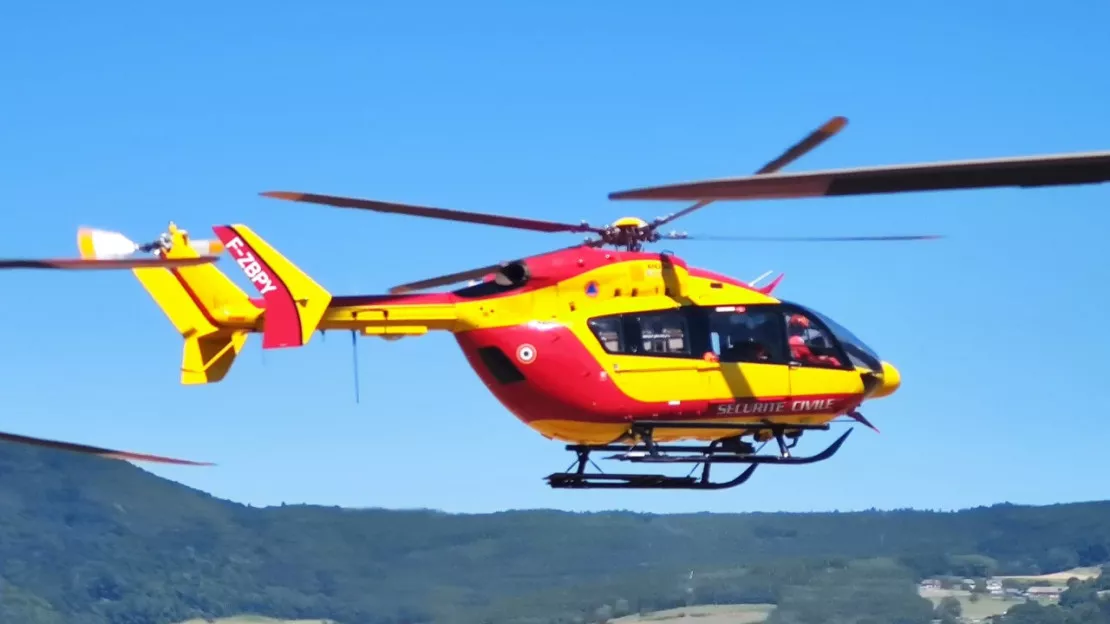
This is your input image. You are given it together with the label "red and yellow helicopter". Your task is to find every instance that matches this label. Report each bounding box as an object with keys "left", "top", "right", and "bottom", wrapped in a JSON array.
[
  {"left": 75, "top": 117, "right": 1110, "bottom": 489},
  {"left": 0, "top": 242, "right": 221, "bottom": 466}
]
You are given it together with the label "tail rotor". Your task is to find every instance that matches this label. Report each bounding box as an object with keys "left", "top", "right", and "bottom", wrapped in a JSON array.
[
  {"left": 76, "top": 224, "right": 225, "bottom": 263},
  {"left": 0, "top": 225, "right": 224, "bottom": 271}
]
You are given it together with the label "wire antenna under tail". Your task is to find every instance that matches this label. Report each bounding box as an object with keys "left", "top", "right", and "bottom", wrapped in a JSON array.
[{"left": 351, "top": 330, "right": 361, "bottom": 404}]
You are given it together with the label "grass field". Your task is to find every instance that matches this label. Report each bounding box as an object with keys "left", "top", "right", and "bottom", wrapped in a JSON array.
[
  {"left": 175, "top": 612, "right": 333, "bottom": 617},
  {"left": 914, "top": 565, "right": 1102, "bottom": 621},
  {"left": 174, "top": 607, "right": 776, "bottom": 624},
  {"left": 918, "top": 588, "right": 1021, "bottom": 621},
  {"left": 996, "top": 566, "right": 1101, "bottom": 585},
  {"left": 176, "top": 571, "right": 1103, "bottom": 624},
  {"left": 611, "top": 603, "right": 775, "bottom": 624}
]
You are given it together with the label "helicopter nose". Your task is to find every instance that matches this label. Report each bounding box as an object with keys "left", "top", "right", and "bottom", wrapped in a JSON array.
[{"left": 868, "top": 361, "right": 901, "bottom": 399}]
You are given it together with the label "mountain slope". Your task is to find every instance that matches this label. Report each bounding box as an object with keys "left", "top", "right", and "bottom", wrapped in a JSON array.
[{"left": 1, "top": 440, "right": 1108, "bottom": 624}]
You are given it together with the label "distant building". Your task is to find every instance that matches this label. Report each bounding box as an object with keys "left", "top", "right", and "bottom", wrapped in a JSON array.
[
  {"left": 1026, "top": 586, "right": 1065, "bottom": 602},
  {"left": 986, "top": 580, "right": 1003, "bottom": 594},
  {"left": 921, "top": 579, "right": 942, "bottom": 590}
]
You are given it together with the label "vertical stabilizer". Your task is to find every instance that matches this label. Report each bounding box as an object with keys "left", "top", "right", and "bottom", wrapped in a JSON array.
[{"left": 212, "top": 224, "right": 332, "bottom": 349}]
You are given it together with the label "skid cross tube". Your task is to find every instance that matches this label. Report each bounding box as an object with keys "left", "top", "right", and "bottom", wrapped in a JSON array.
[
  {"left": 546, "top": 465, "right": 759, "bottom": 490},
  {"left": 545, "top": 419, "right": 853, "bottom": 491}
]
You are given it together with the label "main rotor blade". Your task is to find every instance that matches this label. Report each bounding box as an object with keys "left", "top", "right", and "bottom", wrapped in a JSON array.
[
  {"left": 261, "top": 191, "right": 602, "bottom": 235},
  {"left": 609, "top": 150, "right": 1110, "bottom": 201},
  {"left": 753, "top": 115, "right": 849, "bottom": 175},
  {"left": 662, "top": 233, "right": 942, "bottom": 242},
  {"left": 389, "top": 262, "right": 508, "bottom": 294},
  {"left": 648, "top": 116, "right": 848, "bottom": 229},
  {"left": 388, "top": 243, "right": 591, "bottom": 294},
  {"left": 0, "top": 256, "right": 218, "bottom": 270},
  {"left": 0, "top": 431, "right": 213, "bottom": 466}
]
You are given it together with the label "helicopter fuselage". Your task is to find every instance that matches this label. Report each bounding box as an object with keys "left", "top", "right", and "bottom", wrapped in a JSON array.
[
  {"left": 130, "top": 226, "right": 901, "bottom": 447},
  {"left": 320, "top": 244, "right": 902, "bottom": 444}
]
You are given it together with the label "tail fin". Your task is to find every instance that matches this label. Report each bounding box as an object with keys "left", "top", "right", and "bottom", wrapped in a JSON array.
[
  {"left": 103, "top": 223, "right": 255, "bottom": 385},
  {"left": 212, "top": 224, "right": 332, "bottom": 349}
]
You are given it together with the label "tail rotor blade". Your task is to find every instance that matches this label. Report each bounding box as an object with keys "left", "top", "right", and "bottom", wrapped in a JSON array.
[{"left": 77, "top": 227, "right": 140, "bottom": 259}]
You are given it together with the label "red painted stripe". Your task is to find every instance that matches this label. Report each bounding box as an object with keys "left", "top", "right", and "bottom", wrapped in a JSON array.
[
  {"left": 169, "top": 268, "right": 220, "bottom": 327},
  {"left": 212, "top": 226, "right": 303, "bottom": 349}
]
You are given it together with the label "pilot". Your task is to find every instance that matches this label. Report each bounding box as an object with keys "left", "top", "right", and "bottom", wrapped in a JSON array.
[
  {"left": 721, "top": 323, "right": 770, "bottom": 363},
  {"left": 787, "top": 313, "right": 842, "bottom": 368}
]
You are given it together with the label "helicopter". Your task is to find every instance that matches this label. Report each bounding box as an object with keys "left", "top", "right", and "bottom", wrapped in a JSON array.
[
  {"left": 75, "top": 116, "right": 1110, "bottom": 490},
  {"left": 0, "top": 242, "right": 221, "bottom": 466}
]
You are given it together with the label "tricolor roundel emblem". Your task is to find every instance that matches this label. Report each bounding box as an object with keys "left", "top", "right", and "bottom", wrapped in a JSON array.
[{"left": 516, "top": 343, "right": 537, "bottom": 364}]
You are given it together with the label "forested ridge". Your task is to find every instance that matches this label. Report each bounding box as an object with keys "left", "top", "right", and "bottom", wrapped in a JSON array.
[{"left": 1, "top": 441, "right": 1108, "bottom": 624}]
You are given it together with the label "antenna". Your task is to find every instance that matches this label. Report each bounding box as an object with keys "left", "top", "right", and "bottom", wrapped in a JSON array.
[
  {"left": 748, "top": 270, "right": 774, "bottom": 287},
  {"left": 351, "top": 330, "right": 361, "bottom": 404}
]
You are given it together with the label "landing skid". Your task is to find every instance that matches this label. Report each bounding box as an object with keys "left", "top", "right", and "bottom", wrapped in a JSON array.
[{"left": 545, "top": 421, "right": 853, "bottom": 490}]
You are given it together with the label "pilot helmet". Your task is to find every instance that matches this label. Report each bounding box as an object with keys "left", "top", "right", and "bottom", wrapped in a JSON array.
[{"left": 788, "top": 313, "right": 810, "bottom": 328}]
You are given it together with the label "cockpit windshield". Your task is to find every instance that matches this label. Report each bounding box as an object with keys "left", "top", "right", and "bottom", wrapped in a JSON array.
[{"left": 793, "top": 304, "right": 883, "bottom": 372}]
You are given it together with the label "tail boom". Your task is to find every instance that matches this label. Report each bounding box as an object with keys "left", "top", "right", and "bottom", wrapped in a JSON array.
[
  {"left": 125, "top": 223, "right": 461, "bottom": 385},
  {"left": 209, "top": 224, "right": 461, "bottom": 341}
]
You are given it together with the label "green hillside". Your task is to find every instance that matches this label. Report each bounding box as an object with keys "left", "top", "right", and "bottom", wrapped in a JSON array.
[{"left": 1, "top": 440, "right": 1109, "bottom": 624}]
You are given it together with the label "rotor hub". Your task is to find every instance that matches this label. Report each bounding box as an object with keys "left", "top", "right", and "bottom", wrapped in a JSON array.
[{"left": 589, "top": 216, "right": 663, "bottom": 252}]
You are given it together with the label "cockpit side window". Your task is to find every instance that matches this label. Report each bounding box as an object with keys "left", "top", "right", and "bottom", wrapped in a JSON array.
[
  {"left": 629, "top": 310, "right": 691, "bottom": 356},
  {"left": 705, "top": 305, "right": 789, "bottom": 364},
  {"left": 807, "top": 309, "right": 883, "bottom": 372},
  {"left": 587, "top": 316, "right": 625, "bottom": 353},
  {"left": 783, "top": 309, "right": 850, "bottom": 370},
  {"left": 781, "top": 303, "right": 884, "bottom": 372}
]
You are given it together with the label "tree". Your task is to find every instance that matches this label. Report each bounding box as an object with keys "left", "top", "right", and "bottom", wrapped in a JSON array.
[
  {"left": 935, "top": 596, "right": 962, "bottom": 624},
  {"left": 5, "top": 440, "right": 1110, "bottom": 624}
]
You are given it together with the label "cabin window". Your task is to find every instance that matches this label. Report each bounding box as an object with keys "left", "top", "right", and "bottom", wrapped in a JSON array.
[
  {"left": 783, "top": 309, "right": 849, "bottom": 369},
  {"left": 628, "top": 310, "right": 690, "bottom": 356},
  {"left": 588, "top": 311, "right": 694, "bottom": 357},
  {"left": 706, "top": 305, "right": 788, "bottom": 364},
  {"left": 587, "top": 316, "right": 625, "bottom": 353}
]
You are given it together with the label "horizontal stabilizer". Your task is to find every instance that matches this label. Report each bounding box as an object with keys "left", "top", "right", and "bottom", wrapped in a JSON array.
[{"left": 181, "top": 332, "right": 249, "bottom": 385}]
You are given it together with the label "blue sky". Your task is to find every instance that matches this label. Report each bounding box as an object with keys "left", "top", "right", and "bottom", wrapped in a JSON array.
[{"left": 1, "top": 0, "right": 1108, "bottom": 514}]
